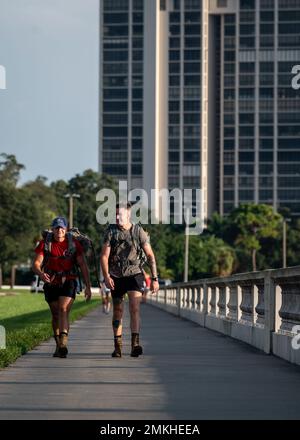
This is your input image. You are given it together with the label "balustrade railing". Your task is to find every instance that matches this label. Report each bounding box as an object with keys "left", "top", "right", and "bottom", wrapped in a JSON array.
[{"left": 147, "top": 266, "right": 300, "bottom": 364}]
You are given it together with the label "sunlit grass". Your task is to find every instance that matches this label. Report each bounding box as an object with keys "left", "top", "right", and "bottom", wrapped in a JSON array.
[{"left": 0, "top": 291, "right": 100, "bottom": 368}]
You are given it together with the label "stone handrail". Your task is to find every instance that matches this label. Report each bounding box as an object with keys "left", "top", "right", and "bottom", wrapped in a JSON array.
[{"left": 147, "top": 266, "right": 300, "bottom": 366}]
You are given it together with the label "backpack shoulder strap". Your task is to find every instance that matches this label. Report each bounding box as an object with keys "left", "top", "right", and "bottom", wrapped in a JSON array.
[
  {"left": 44, "top": 231, "right": 53, "bottom": 255},
  {"left": 131, "top": 223, "right": 142, "bottom": 251},
  {"left": 41, "top": 231, "right": 53, "bottom": 270},
  {"left": 131, "top": 223, "right": 149, "bottom": 268},
  {"left": 108, "top": 225, "right": 120, "bottom": 251},
  {"left": 66, "top": 232, "right": 76, "bottom": 256}
]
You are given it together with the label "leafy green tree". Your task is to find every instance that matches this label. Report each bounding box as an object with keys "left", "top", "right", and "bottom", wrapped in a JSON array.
[
  {"left": 205, "top": 212, "right": 229, "bottom": 240},
  {"left": 204, "top": 236, "right": 236, "bottom": 277},
  {"left": 23, "top": 176, "right": 58, "bottom": 236},
  {"left": 50, "top": 179, "right": 69, "bottom": 218},
  {"left": 144, "top": 223, "right": 177, "bottom": 280},
  {"left": 0, "top": 155, "right": 44, "bottom": 271},
  {"left": 68, "top": 169, "right": 117, "bottom": 249},
  {"left": 285, "top": 219, "right": 300, "bottom": 268},
  {"left": 226, "top": 204, "right": 282, "bottom": 272},
  {"left": 189, "top": 235, "right": 235, "bottom": 279},
  {"left": 0, "top": 153, "right": 25, "bottom": 186},
  {"left": 165, "top": 232, "right": 235, "bottom": 282}
]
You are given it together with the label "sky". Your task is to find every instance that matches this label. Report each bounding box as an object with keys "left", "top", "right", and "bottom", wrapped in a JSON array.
[{"left": 0, "top": 0, "right": 99, "bottom": 184}]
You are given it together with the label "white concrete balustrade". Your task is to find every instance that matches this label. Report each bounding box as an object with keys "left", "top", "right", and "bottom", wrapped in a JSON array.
[{"left": 148, "top": 266, "right": 300, "bottom": 366}]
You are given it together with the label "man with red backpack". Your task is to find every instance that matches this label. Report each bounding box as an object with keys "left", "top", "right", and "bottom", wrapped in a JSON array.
[{"left": 32, "top": 216, "right": 92, "bottom": 358}]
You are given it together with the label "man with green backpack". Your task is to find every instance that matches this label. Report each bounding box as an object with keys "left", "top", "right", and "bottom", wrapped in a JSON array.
[
  {"left": 32, "top": 216, "right": 92, "bottom": 358},
  {"left": 100, "top": 202, "right": 159, "bottom": 358}
]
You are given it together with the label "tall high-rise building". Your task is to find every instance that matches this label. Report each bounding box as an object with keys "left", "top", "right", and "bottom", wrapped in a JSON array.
[{"left": 99, "top": 0, "right": 300, "bottom": 219}]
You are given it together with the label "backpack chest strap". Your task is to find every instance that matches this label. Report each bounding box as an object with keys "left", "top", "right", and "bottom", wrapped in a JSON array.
[{"left": 43, "top": 234, "right": 76, "bottom": 271}]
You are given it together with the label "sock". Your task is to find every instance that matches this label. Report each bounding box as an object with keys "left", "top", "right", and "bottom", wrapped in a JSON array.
[{"left": 131, "top": 332, "right": 140, "bottom": 346}]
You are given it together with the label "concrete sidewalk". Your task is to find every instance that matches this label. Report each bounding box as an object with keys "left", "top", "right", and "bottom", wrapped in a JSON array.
[{"left": 1, "top": 303, "right": 300, "bottom": 419}]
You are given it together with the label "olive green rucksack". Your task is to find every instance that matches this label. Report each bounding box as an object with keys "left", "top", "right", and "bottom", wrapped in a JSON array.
[{"left": 107, "top": 223, "right": 149, "bottom": 276}]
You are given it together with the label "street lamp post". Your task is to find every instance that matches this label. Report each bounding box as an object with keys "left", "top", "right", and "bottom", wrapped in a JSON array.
[
  {"left": 64, "top": 193, "right": 80, "bottom": 229},
  {"left": 184, "top": 220, "right": 189, "bottom": 283},
  {"left": 10, "top": 264, "right": 17, "bottom": 290},
  {"left": 283, "top": 218, "right": 291, "bottom": 269},
  {"left": 184, "top": 206, "right": 194, "bottom": 283}
]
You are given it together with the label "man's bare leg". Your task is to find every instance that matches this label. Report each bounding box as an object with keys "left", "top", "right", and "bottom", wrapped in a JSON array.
[
  {"left": 58, "top": 296, "right": 74, "bottom": 358},
  {"left": 49, "top": 301, "right": 59, "bottom": 357},
  {"left": 128, "top": 291, "right": 142, "bottom": 333}
]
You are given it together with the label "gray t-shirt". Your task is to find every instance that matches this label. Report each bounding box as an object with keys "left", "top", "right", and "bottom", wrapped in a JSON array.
[{"left": 103, "top": 224, "right": 150, "bottom": 278}]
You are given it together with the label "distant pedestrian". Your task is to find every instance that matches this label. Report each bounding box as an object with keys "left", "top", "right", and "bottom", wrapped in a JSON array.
[
  {"left": 100, "top": 279, "right": 111, "bottom": 314},
  {"left": 142, "top": 270, "right": 151, "bottom": 304}
]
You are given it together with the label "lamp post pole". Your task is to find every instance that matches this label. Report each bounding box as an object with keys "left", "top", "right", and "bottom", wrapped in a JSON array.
[
  {"left": 283, "top": 218, "right": 291, "bottom": 269},
  {"left": 184, "top": 207, "right": 191, "bottom": 283},
  {"left": 184, "top": 227, "right": 189, "bottom": 283},
  {"left": 64, "top": 194, "right": 80, "bottom": 228},
  {"left": 10, "top": 264, "right": 17, "bottom": 290}
]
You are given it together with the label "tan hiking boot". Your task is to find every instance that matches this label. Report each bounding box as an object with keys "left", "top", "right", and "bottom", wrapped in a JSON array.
[
  {"left": 131, "top": 333, "right": 143, "bottom": 357},
  {"left": 59, "top": 332, "right": 68, "bottom": 358},
  {"left": 112, "top": 336, "right": 122, "bottom": 358}
]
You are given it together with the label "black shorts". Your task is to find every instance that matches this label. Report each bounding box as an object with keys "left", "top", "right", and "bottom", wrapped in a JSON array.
[
  {"left": 111, "top": 273, "right": 145, "bottom": 298},
  {"left": 44, "top": 279, "right": 77, "bottom": 304}
]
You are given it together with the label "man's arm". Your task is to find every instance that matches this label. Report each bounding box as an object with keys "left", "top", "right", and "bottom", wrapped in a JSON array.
[
  {"left": 100, "top": 244, "right": 115, "bottom": 290},
  {"left": 142, "top": 243, "right": 159, "bottom": 293},
  {"left": 76, "top": 254, "right": 92, "bottom": 301},
  {"left": 32, "top": 254, "right": 51, "bottom": 283}
]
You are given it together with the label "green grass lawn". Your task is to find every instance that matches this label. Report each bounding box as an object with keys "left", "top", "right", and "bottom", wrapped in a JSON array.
[{"left": 0, "top": 289, "right": 101, "bottom": 368}]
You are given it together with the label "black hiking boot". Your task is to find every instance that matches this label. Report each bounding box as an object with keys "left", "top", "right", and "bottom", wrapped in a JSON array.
[{"left": 130, "top": 333, "right": 143, "bottom": 357}]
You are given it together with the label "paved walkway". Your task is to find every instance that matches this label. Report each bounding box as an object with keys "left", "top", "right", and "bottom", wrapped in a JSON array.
[{"left": 1, "top": 303, "right": 300, "bottom": 419}]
